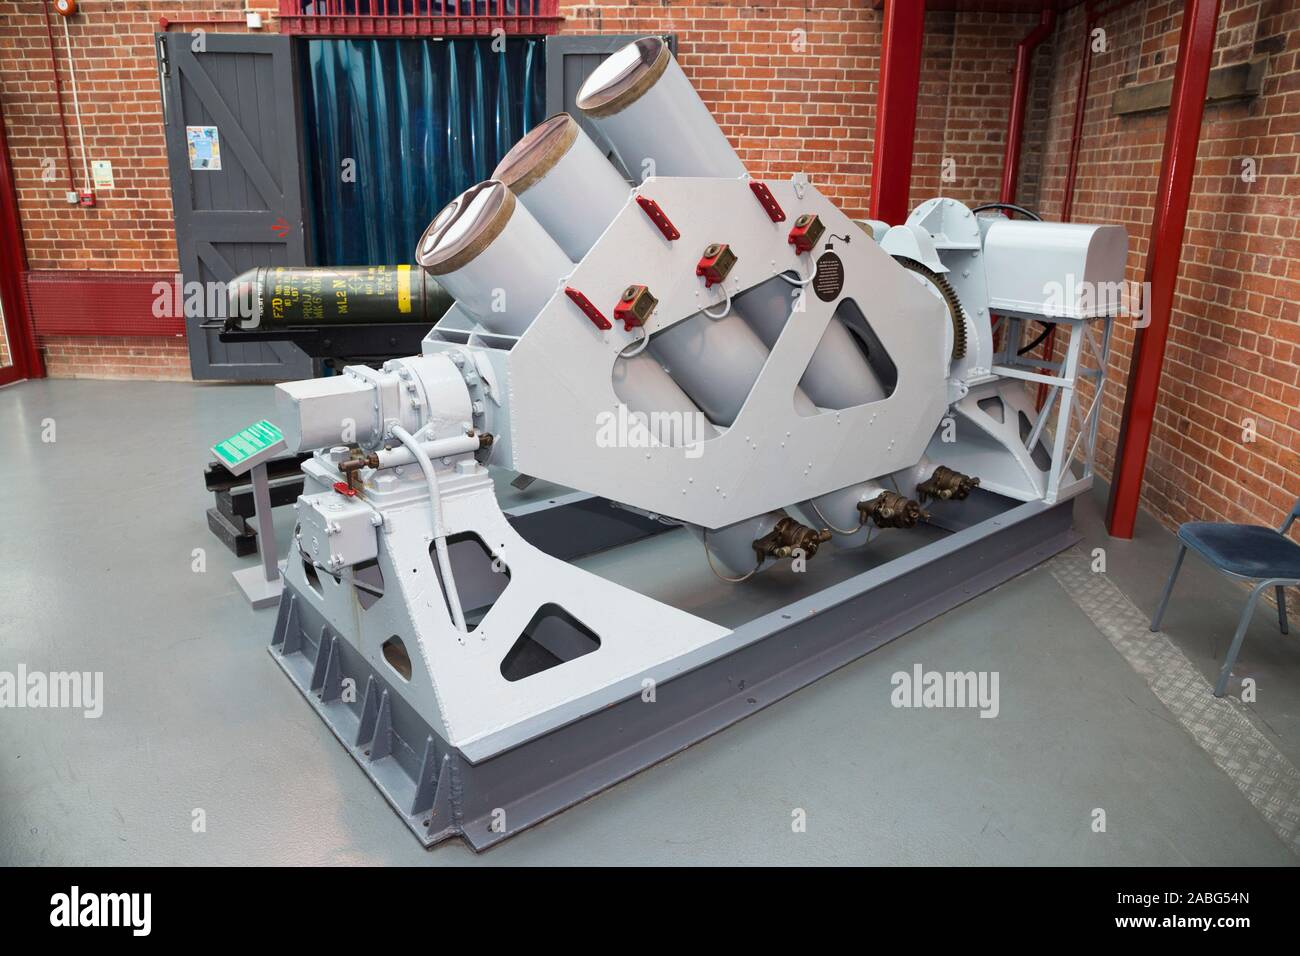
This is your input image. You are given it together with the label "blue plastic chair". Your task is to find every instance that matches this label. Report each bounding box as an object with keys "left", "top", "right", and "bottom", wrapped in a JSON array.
[{"left": 1150, "top": 497, "right": 1300, "bottom": 697}]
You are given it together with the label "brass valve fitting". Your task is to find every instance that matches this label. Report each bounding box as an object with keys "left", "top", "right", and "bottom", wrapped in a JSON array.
[
  {"left": 916, "top": 465, "right": 980, "bottom": 503},
  {"left": 858, "top": 491, "right": 926, "bottom": 529},
  {"left": 752, "top": 516, "right": 833, "bottom": 564}
]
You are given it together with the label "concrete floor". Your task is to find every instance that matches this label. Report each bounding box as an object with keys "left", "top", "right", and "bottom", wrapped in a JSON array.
[{"left": 1, "top": 378, "right": 1297, "bottom": 865}]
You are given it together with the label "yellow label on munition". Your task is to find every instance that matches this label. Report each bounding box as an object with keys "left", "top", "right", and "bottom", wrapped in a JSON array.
[{"left": 397, "top": 264, "right": 412, "bottom": 314}]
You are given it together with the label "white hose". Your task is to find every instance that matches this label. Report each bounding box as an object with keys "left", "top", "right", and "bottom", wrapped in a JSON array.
[
  {"left": 779, "top": 253, "right": 819, "bottom": 287},
  {"left": 62, "top": 16, "right": 92, "bottom": 189},
  {"left": 618, "top": 326, "right": 650, "bottom": 358},
  {"left": 390, "top": 424, "right": 467, "bottom": 632},
  {"left": 702, "top": 285, "right": 733, "bottom": 319},
  {"left": 373, "top": 433, "right": 481, "bottom": 469}
]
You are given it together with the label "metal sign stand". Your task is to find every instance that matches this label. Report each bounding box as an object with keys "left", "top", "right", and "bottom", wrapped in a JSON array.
[
  {"left": 213, "top": 421, "right": 289, "bottom": 609},
  {"left": 233, "top": 461, "right": 285, "bottom": 608}
]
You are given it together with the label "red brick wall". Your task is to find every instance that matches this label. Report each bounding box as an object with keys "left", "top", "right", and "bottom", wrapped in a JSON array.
[
  {"left": 0, "top": 0, "right": 1038, "bottom": 382},
  {"left": 0, "top": 1, "right": 275, "bottom": 380},
  {"left": 1036, "top": 0, "right": 1300, "bottom": 536},
  {"left": 911, "top": 9, "right": 1055, "bottom": 211},
  {"left": 561, "top": 1, "right": 883, "bottom": 214},
  {"left": 558, "top": 2, "right": 1048, "bottom": 216},
  {"left": 3, "top": 0, "right": 1297, "bottom": 549},
  {"left": 38, "top": 333, "right": 190, "bottom": 380}
]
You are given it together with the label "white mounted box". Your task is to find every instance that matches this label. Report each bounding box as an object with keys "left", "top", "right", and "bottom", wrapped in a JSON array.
[
  {"left": 295, "top": 492, "right": 379, "bottom": 573},
  {"left": 276, "top": 375, "right": 376, "bottom": 452},
  {"left": 983, "top": 220, "right": 1128, "bottom": 319}
]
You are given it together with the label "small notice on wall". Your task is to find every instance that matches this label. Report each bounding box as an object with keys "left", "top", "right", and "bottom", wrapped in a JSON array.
[
  {"left": 91, "top": 160, "right": 114, "bottom": 188},
  {"left": 186, "top": 125, "right": 222, "bottom": 170}
]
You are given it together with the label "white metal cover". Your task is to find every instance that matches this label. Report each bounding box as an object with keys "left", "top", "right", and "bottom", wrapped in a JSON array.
[{"left": 506, "top": 176, "right": 952, "bottom": 528}]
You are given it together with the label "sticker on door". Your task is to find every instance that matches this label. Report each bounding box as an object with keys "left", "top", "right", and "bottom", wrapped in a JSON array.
[{"left": 186, "top": 125, "right": 222, "bottom": 170}]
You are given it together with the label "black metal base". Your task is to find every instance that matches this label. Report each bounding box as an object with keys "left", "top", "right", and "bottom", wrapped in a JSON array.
[
  {"left": 205, "top": 453, "right": 308, "bottom": 556},
  {"left": 271, "top": 492, "right": 1077, "bottom": 851}
]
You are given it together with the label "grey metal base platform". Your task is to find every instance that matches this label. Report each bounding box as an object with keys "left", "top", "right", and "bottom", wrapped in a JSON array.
[{"left": 271, "top": 487, "right": 1077, "bottom": 851}]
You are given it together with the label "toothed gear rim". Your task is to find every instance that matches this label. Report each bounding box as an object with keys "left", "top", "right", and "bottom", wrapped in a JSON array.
[{"left": 892, "top": 255, "right": 968, "bottom": 360}]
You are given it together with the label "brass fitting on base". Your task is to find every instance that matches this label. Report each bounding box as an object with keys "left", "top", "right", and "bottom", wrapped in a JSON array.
[
  {"left": 917, "top": 465, "right": 980, "bottom": 504},
  {"left": 752, "top": 517, "right": 833, "bottom": 564},
  {"left": 857, "top": 491, "right": 926, "bottom": 529}
]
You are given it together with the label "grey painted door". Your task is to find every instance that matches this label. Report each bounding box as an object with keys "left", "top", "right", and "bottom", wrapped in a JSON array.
[
  {"left": 157, "top": 32, "right": 312, "bottom": 380},
  {"left": 544, "top": 34, "right": 676, "bottom": 180}
]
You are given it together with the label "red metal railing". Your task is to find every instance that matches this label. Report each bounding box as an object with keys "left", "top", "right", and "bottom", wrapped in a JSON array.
[{"left": 278, "top": 1, "right": 563, "bottom": 37}]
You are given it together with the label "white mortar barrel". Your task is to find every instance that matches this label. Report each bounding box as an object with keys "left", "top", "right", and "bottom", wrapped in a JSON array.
[
  {"left": 730, "top": 276, "right": 893, "bottom": 538},
  {"left": 489, "top": 118, "right": 722, "bottom": 452},
  {"left": 414, "top": 181, "right": 571, "bottom": 336},
  {"left": 576, "top": 36, "right": 746, "bottom": 180},
  {"left": 612, "top": 352, "right": 720, "bottom": 447},
  {"left": 687, "top": 513, "right": 784, "bottom": 578},
  {"left": 800, "top": 483, "right": 886, "bottom": 546},
  {"left": 492, "top": 113, "right": 630, "bottom": 262},
  {"left": 734, "top": 277, "right": 889, "bottom": 409},
  {"left": 650, "top": 312, "right": 819, "bottom": 426},
  {"left": 651, "top": 307, "right": 884, "bottom": 541}
]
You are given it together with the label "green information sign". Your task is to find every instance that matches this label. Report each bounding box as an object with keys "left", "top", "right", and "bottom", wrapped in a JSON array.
[{"left": 213, "top": 420, "right": 285, "bottom": 470}]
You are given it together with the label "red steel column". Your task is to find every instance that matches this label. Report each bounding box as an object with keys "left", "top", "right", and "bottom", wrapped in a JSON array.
[
  {"left": 1106, "top": 0, "right": 1221, "bottom": 538},
  {"left": 1059, "top": 6, "right": 1096, "bottom": 223},
  {"left": 0, "top": 92, "right": 44, "bottom": 383},
  {"left": 1063, "top": 0, "right": 1146, "bottom": 220},
  {"left": 868, "top": 0, "right": 926, "bottom": 225},
  {"left": 1000, "top": 3, "right": 1055, "bottom": 205}
]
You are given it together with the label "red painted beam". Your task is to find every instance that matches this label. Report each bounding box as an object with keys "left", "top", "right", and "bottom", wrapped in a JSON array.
[
  {"left": 1059, "top": 7, "right": 1095, "bottom": 223},
  {"left": 1061, "top": 0, "right": 1145, "bottom": 221},
  {"left": 999, "top": 2, "right": 1055, "bottom": 205},
  {"left": 0, "top": 92, "right": 45, "bottom": 383},
  {"left": 869, "top": 0, "right": 926, "bottom": 225},
  {"left": 1106, "top": 0, "right": 1221, "bottom": 538}
]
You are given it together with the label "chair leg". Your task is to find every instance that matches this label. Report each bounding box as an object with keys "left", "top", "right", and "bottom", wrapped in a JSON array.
[
  {"left": 1214, "top": 582, "right": 1270, "bottom": 697},
  {"left": 1277, "top": 586, "right": 1289, "bottom": 636},
  {"left": 1150, "top": 544, "right": 1187, "bottom": 632}
]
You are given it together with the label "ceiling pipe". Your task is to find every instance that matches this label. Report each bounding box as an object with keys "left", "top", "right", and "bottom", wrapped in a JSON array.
[
  {"left": 868, "top": 0, "right": 927, "bottom": 225},
  {"left": 1106, "top": 0, "right": 1222, "bottom": 538},
  {"left": 999, "top": 1, "right": 1056, "bottom": 206}
]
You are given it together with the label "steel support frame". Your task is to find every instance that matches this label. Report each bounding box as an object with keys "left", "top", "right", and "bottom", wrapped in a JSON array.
[
  {"left": 868, "top": 0, "right": 926, "bottom": 225},
  {"left": 270, "top": 487, "right": 1076, "bottom": 851},
  {"left": 1106, "top": 0, "right": 1221, "bottom": 538},
  {"left": 993, "top": 314, "right": 1112, "bottom": 504},
  {"left": 0, "top": 92, "right": 44, "bottom": 385},
  {"left": 1039, "top": 0, "right": 1144, "bottom": 409}
]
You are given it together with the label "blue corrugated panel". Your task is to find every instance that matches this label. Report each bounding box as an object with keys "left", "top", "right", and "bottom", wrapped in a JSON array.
[{"left": 301, "top": 38, "right": 545, "bottom": 266}]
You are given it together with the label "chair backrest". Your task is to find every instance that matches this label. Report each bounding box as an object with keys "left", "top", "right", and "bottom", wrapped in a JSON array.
[{"left": 1282, "top": 496, "right": 1300, "bottom": 534}]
